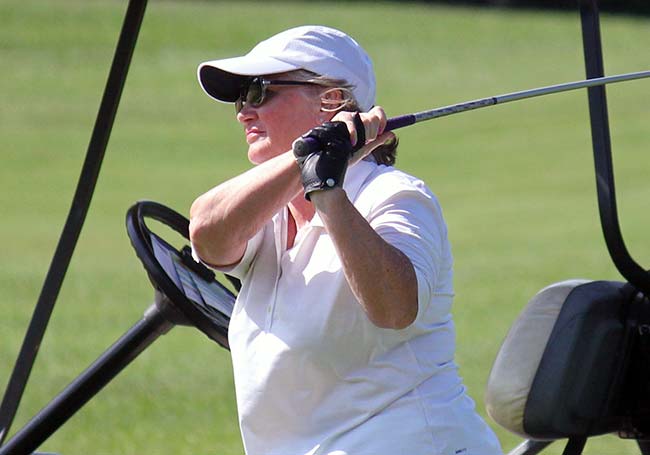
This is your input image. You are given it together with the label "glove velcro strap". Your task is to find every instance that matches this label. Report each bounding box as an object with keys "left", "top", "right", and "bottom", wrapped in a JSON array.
[{"left": 352, "top": 112, "right": 366, "bottom": 152}]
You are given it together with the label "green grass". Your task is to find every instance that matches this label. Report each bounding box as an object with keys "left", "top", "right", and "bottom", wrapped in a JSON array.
[{"left": 1, "top": 0, "right": 649, "bottom": 453}]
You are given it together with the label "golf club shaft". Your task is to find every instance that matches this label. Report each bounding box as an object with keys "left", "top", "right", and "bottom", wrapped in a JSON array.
[
  {"left": 292, "top": 70, "right": 650, "bottom": 155},
  {"left": 387, "top": 70, "right": 650, "bottom": 130}
]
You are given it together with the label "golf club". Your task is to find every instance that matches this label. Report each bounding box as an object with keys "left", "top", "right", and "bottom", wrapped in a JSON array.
[{"left": 293, "top": 70, "right": 650, "bottom": 156}]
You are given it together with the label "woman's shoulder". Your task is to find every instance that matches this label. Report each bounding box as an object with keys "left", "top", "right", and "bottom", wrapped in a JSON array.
[{"left": 358, "top": 163, "right": 439, "bottom": 207}]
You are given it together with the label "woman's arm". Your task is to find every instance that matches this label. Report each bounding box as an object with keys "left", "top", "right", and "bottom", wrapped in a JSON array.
[
  {"left": 310, "top": 187, "right": 419, "bottom": 330},
  {"left": 189, "top": 150, "right": 302, "bottom": 267}
]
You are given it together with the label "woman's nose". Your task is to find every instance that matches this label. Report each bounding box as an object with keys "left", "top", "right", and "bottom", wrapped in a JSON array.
[{"left": 236, "top": 103, "right": 257, "bottom": 123}]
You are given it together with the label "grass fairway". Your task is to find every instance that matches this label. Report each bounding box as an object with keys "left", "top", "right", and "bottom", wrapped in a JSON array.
[{"left": 1, "top": 0, "right": 649, "bottom": 453}]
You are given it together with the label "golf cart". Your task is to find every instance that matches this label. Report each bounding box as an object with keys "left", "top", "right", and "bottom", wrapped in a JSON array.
[{"left": 0, "top": 0, "right": 648, "bottom": 454}]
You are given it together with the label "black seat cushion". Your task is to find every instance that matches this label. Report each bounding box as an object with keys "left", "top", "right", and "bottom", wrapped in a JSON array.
[{"left": 486, "top": 279, "right": 632, "bottom": 439}]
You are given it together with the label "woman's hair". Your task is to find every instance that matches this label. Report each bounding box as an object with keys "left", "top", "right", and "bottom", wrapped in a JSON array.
[{"left": 289, "top": 70, "right": 398, "bottom": 166}]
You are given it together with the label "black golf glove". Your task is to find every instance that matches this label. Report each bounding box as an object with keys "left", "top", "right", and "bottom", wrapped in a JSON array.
[{"left": 293, "top": 114, "right": 365, "bottom": 200}]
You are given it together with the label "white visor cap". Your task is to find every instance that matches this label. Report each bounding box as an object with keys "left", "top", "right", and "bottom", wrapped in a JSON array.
[{"left": 197, "top": 25, "right": 376, "bottom": 111}]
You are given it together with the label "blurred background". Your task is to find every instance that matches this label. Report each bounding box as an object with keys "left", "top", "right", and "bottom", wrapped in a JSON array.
[
  {"left": 422, "top": 0, "right": 649, "bottom": 14},
  {"left": 1, "top": 0, "right": 648, "bottom": 453}
]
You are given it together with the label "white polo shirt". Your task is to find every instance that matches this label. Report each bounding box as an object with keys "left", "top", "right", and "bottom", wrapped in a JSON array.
[{"left": 220, "top": 160, "right": 501, "bottom": 455}]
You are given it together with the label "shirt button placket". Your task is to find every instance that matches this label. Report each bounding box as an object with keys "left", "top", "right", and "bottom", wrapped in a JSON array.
[
  {"left": 265, "top": 217, "right": 284, "bottom": 332},
  {"left": 265, "top": 267, "right": 281, "bottom": 331}
]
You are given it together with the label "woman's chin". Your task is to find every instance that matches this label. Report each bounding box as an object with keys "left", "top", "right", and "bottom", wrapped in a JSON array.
[
  {"left": 247, "top": 140, "right": 287, "bottom": 165},
  {"left": 248, "top": 145, "right": 274, "bottom": 165}
]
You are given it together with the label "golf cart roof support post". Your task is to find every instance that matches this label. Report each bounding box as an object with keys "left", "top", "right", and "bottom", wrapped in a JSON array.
[
  {"left": 579, "top": 0, "right": 650, "bottom": 296},
  {"left": 0, "top": 0, "right": 149, "bottom": 446},
  {"left": 0, "top": 302, "right": 174, "bottom": 455}
]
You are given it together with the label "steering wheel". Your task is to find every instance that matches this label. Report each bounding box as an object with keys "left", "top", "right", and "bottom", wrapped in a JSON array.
[{"left": 126, "top": 200, "right": 239, "bottom": 350}]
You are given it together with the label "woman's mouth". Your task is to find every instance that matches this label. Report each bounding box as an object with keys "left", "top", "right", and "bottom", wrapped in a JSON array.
[{"left": 246, "top": 128, "right": 264, "bottom": 143}]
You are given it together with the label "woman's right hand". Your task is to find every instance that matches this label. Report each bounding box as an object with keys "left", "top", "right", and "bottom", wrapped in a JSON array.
[{"left": 330, "top": 106, "right": 395, "bottom": 165}]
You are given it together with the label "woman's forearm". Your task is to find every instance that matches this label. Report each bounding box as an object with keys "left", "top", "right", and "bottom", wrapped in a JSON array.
[
  {"left": 311, "top": 187, "right": 418, "bottom": 329},
  {"left": 189, "top": 150, "right": 302, "bottom": 266}
]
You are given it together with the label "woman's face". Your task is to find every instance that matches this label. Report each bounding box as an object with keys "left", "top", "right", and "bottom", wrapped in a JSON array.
[{"left": 236, "top": 76, "right": 327, "bottom": 164}]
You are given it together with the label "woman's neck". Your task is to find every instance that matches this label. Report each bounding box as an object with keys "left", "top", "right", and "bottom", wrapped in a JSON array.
[
  {"left": 286, "top": 195, "right": 315, "bottom": 249},
  {"left": 289, "top": 195, "right": 315, "bottom": 229}
]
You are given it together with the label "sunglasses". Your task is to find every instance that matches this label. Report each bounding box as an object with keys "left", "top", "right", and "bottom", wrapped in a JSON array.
[{"left": 235, "top": 77, "right": 318, "bottom": 113}]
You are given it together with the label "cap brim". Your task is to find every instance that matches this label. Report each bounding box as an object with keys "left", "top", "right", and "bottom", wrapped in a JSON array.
[{"left": 197, "top": 56, "right": 301, "bottom": 103}]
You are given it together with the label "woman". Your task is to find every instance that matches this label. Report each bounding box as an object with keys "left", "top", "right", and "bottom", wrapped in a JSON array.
[{"left": 190, "top": 25, "right": 502, "bottom": 455}]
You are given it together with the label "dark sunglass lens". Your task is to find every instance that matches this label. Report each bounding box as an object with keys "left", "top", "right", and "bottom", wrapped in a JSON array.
[{"left": 246, "top": 79, "right": 265, "bottom": 106}]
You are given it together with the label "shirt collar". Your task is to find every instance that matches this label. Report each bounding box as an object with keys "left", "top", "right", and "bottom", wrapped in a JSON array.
[{"left": 309, "top": 159, "right": 377, "bottom": 228}]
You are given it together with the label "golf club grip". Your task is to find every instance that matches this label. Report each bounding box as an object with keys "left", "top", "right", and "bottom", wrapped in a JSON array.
[{"left": 292, "top": 115, "right": 414, "bottom": 156}]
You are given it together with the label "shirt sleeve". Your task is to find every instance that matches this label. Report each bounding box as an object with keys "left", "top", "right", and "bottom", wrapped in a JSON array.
[
  {"left": 191, "top": 226, "right": 264, "bottom": 280},
  {"left": 367, "top": 189, "right": 453, "bottom": 322}
]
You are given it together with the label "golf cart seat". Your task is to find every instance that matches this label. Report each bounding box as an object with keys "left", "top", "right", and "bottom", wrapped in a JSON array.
[{"left": 485, "top": 279, "right": 650, "bottom": 450}]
